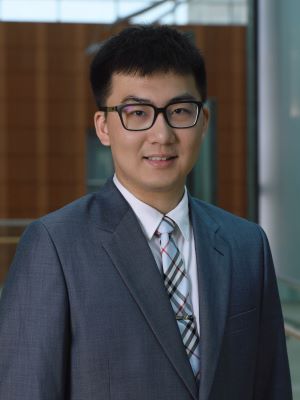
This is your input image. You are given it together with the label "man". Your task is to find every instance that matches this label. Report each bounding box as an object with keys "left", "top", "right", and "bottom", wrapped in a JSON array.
[{"left": 0, "top": 25, "right": 292, "bottom": 400}]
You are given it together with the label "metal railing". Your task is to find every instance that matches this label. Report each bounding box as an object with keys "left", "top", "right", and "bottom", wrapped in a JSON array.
[
  {"left": 0, "top": 236, "right": 19, "bottom": 244},
  {"left": 285, "top": 323, "right": 300, "bottom": 341},
  {"left": 0, "top": 219, "right": 32, "bottom": 245},
  {"left": 278, "top": 274, "right": 300, "bottom": 291},
  {"left": 278, "top": 274, "right": 300, "bottom": 340}
]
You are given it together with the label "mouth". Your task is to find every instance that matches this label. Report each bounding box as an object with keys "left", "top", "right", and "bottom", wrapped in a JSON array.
[
  {"left": 144, "top": 155, "right": 177, "bottom": 161},
  {"left": 143, "top": 154, "right": 178, "bottom": 168}
]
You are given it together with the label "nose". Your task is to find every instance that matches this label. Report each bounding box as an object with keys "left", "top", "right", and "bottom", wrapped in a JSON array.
[{"left": 147, "top": 112, "right": 175, "bottom": 144}]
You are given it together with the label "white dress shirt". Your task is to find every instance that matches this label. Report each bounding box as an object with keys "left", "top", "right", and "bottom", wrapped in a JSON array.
[{"left": 113, "top": 175, "right": 200, "bottom": 336}]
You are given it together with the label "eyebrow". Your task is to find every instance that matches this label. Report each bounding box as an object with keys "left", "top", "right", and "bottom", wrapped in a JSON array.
[
  {"left": 120, "top": 93, "right": 198, "bottom": 105},
  {"left": 169, "top": 93, "right": 198, "bottom": 102},
  {"left": 121, "top": 96, "right": 150, "bottom": 104}
]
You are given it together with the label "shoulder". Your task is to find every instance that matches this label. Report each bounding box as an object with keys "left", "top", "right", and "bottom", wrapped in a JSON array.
[
  {"left": 41, "top": 179, "right": 126, "bottom": 225},
  {"left": 190, "top": 197, "right": 256, "bottom": 228},
  {"left": 23, "top": 179, "right": 130, "bottom": 242},
  {"left": 40, "top": 192, "right": 97, "bottom": 226},
  {"left": 190, "top": 198, "right": 274, "bottom": 272},
  {"left": 190, "top": 197, "right": 267, "bottom": 245}
]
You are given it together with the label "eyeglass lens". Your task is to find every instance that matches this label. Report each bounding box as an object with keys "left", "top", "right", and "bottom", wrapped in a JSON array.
[{"left": 120, "top": 102, "right": 199, "bottom": 130}]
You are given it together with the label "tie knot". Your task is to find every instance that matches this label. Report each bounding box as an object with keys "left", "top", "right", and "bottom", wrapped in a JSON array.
[{"left": 156, "top": 216, "right": 175, "bottom": 236}]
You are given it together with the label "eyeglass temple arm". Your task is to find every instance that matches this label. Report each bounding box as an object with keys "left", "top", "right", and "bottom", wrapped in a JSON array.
[{"left": 98, "top": 106, "right": 118, "bottom": 112}]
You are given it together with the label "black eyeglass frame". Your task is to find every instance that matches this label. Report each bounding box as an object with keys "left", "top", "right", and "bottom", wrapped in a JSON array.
[{"left": 98, "top": 100, "right": 204, "bottom": 131}]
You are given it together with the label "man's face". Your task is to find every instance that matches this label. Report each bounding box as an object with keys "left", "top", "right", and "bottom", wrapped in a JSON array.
[{"left": 94, "top": 72, "right": 209, "bottom": 204}]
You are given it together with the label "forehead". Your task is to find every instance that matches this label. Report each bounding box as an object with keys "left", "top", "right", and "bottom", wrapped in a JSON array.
[{"left": 107, "top": 72, "right": 201, "bottom": 104}]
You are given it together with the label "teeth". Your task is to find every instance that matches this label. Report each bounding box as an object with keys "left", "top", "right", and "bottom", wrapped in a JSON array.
[{"left": 148, "top": 157, "right": 169, "bottom": 161}]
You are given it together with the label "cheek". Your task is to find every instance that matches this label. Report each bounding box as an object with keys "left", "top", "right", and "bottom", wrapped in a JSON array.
[
  {"left": 183, "top": 136, "right": 202, "bottom": 161},
  {"left": 110, "top": 136, "right": 142, "bottom": 163}
]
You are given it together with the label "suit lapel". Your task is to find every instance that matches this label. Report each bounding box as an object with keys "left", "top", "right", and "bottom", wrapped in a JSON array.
[
  {"left": 94, "top": 181, "right": 198, "bottom": 399},
  {"left": 190, "top": 200, "right": 231, "bottom": 400}
]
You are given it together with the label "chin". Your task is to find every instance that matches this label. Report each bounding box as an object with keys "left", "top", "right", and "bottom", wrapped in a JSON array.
[{"left": 143, "top": 179, "right": 182, "bottom": 194}]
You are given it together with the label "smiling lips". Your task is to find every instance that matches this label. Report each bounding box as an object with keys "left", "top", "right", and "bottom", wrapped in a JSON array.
[
  {"left": 144, "top": 155, "right": 177, "bottom": 167},
  {"left": 145, "top": 155, "right": 177, "bottom": 161}
]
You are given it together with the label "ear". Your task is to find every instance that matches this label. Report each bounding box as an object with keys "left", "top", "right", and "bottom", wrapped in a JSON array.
[
  {"left": 94, "top": 111, "right": 111, "bottom": 146},
  {"left": 200, "top": 106, "right": 210, "bottom": 141}
]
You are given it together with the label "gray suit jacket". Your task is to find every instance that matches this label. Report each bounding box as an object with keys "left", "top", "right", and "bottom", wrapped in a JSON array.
[{"left": 0, "top": 179, "right": 292, "bottom": 399}]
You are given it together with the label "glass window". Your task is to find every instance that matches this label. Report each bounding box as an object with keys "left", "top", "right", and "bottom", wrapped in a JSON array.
[{"left": 0, "top": 0, "right": 247, "bottom": 25}]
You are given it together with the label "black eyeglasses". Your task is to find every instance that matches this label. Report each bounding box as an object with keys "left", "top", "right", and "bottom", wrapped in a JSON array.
[{"left": 99, "top": 101, "right": 203, "bottom": 131}]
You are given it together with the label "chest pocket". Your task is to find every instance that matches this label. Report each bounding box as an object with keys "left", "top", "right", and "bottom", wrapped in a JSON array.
[{"left": 225, "top": 308, "right": 257, "bottom": 335}]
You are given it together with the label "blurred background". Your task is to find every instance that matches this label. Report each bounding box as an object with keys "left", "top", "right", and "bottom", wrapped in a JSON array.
[{"left": 0, "top": 0, "right": 299, "bottom": 397}]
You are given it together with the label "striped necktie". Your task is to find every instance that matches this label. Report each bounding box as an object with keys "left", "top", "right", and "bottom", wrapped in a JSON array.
[{"left": 156, "top": 216, "right": 200, "bottom": 381}]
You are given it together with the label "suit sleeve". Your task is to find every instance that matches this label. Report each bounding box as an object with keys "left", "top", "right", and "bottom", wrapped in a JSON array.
[
  {"left": 0, "top": 221, "right": 70, "bottom": 400},
  {"left": 253, "top": 227, "right": 292, "bottom": 400}
]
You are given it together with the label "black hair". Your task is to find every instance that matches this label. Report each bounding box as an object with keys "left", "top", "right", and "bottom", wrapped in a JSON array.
[{"left": 90, "top": 25, "right": 207, "bottom": 107}]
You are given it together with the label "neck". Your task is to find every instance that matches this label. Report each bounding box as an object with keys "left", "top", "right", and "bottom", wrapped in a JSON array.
[
  {"left": 136, "top": 190, "right": 185, "bottom": 214},
  {"left": 114, "top": 176, "right": 185, "bottom": 214}
]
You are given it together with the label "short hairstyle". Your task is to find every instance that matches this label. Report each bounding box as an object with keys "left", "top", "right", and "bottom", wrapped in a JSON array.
[{"left": 90, "top": 25, "right": 207, "bottom": 107}]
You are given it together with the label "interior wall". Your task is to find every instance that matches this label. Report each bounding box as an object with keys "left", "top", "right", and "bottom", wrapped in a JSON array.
[
  {"left": 194, "top": 26, "right": 247, "bottom": 216},
  {"left": 0, "top": 23, "right": 89, "bottom": 218}
]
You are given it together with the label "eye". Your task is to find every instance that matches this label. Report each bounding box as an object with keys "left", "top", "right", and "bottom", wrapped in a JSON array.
[
  {"left": 168, "top": 102, "right": 195, "bottom": 117},
  {"left": 122, "top": 104, "right": 153, "bottom": 121},
  {"left": 133, "top": 109, "right": 146, "bottom": 117},
  {"left": 172, "top": 107, "right": 191, "bottom": 115},
  {"left": 122, "top": 105, "right": 150, "bottom": 118}
]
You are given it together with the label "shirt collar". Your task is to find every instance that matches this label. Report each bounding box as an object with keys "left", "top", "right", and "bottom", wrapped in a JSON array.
[
  {"left": 167, "top": 190, "right": 190, "bottom": 241},
  {"left": 113, "top": 175, "right": 190, "bottom": 241}
]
